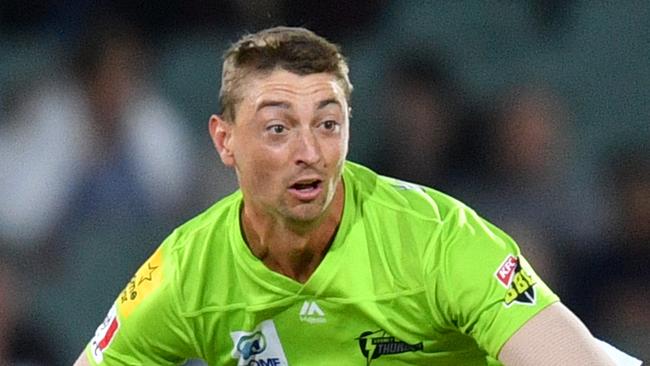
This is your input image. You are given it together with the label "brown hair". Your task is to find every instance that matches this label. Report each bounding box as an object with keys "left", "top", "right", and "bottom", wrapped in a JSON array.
[{"left": 219, "top": 26, "right": 352, "bottom": 122}]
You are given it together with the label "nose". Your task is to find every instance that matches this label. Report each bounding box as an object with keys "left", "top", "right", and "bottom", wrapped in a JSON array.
[{"left": 294, "top": 128, "right": 322, "bottom": 166}]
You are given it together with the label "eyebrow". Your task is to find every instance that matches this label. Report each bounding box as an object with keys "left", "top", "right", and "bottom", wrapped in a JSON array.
[
  {"left": 256, "top": 100, "right": 290, "bottom": 112},
  {"left": 256, "top": 98, "right": 342, "bottom": 113},
  {"left": 317, "top": 98, "right": 341, "bottom": 110}
]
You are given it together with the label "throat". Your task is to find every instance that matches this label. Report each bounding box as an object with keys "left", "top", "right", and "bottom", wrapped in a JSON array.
[
  {"left": 240, "top": 179, "right": 345, "bottom": 283},
  {"left": 242, "top": 215, "right": 337, "bottom": 283},
  {"left": 262, "top": 246, "right": 327, "bottom": 283}
]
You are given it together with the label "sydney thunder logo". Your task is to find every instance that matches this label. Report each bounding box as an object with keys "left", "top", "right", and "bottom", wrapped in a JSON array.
[{"left": 357, "top": 330, "right": 423, "bottom": 365}]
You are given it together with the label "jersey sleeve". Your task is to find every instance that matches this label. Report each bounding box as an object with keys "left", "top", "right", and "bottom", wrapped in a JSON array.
[
  {"left": 83, "top": 237, "right": 197, "bottom": 365},
  {"left": 424, "top": 204, "right": 560, "bottom": 359}
]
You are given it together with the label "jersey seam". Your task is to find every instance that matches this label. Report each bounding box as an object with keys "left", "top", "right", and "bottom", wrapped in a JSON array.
[
  {"left": 172, "top": 191, "right": 242, "bottom": 246},
  {"left": 419, "top": 225, "right": 447, "bottom": 333},
  {"left": 423, "top": 206, "right": 462, "bottom": 332},
  {"left": 364, "top": 192, "right": 444, "bottom": 224},
  {"left": 169, "top": 242, "right": 204, "bottom": 359},
  {"left": 178, "top": 287, "right": 428, "bottom": 318},
  {"left": 347, "top": 168, "right": 445, "bottom": 224}
]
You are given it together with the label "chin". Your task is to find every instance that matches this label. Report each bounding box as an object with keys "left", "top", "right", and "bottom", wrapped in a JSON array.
[
  {"left": 283, "top": 202, "right": 329, "bottom": 224},
  {"left": 289, "top": 205, "right": 326, "bottom": 222},
  {"left": 280, "top": 184, "right": 338, "bottom": 224}
]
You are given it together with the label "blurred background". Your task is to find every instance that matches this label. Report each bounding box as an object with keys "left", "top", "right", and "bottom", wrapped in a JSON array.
[{"left": 0, "top": 1, "right": 648, "bottom": 364}]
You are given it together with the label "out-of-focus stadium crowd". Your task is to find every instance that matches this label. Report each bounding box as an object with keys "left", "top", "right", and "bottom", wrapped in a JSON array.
[{"left": 0, "top": 1, "right": 648, "bottom": 364}]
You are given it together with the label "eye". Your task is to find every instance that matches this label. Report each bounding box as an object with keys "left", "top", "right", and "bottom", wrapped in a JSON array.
[
  {"left": 320, "top": 120, "right": 340, "bottom": 132},
  {"left": 267, "top": 124, "right": 287, "bottom": 134}
]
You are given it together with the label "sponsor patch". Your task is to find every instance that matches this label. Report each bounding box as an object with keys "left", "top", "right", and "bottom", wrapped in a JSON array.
[
  {"left": 495, "top": 255, "right": 518, "bottom": 287},
  {"left": 90, "top": 304, "right": 119, "bottom": 363},
  {"left": 118, "top": 246, "right": 163, "bottom": 318},
  {"left": 230, "top": 320, "right": 289, "bottom": 366},
  {"left": 495, "top": 255, "right": 537, "bottom": 307},
  {"left": 357, "top": 330, "right": 423, "bottom": 365}
]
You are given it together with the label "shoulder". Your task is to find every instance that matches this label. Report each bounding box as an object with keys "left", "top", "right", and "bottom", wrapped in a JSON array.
[
  {"left": 165, "top": 190, "right": 242, "bottom": 255},
  {"left": 159, "top": 191, "right": 243, "bottom": 311},
  {"left": 342, "top": 161, "right": 488, "bottom": 268},
  {"left": 343, "top": 161, "right": 515, "bottom": 265},
  {"left": 343, "top": 161, "right": 470, "bottom": 225}
]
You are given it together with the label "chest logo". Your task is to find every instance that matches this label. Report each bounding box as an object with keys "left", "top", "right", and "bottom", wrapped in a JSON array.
[
  {"left": 230, "top": 320, "right": 288, "bottom": 366},
  {"left": 357, "top": 329, "right": 423, "bottom": 365},
  {"left": 236, "top": 331, "right": 266, "bottom": 359},
  {"left": 299, "top": 300, "right": 326, "bottom": 324}
]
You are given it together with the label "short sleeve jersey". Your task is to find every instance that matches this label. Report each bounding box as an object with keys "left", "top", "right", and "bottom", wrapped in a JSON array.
[{"left": 84, "top": 161, "right": 559, "bottom": 365}]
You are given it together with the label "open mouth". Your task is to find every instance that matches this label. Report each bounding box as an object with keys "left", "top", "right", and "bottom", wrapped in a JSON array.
[
  {"left": 290, "top": 180, "right": 322, "bottom": 191},
  {"left": 288, "top": 179, "right": 323, "bottom": 200}
]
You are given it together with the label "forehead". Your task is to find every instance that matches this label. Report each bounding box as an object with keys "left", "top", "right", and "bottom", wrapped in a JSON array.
[{"left": 239, "top": 69, "right": 347, "bottom": 109}]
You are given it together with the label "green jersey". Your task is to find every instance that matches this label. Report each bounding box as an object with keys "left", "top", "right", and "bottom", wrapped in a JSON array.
[{"left": 84, "top": 162, "right": 559, "bottom": 365}]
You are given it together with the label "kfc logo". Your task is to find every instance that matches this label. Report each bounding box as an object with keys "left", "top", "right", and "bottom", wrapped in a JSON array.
[{"left": 495, "top": 255, "right": 518, "bottom": 287}]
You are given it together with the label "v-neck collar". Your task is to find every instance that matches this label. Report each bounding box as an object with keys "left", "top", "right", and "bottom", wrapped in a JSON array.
[{"left": 230, "top": 170, "right": 355, "bottom": 300}]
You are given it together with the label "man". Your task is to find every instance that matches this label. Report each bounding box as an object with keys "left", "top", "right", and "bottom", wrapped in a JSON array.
[{"left": 75, "top": 26, "right": 625, "bottom": 365}]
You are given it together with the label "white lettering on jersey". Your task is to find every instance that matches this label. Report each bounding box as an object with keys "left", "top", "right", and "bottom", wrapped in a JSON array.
[
  {"left": 299, "top": 301, "right": 326, "bottom": 324},
  {"left": 495, "top": 255, "right": 518, "bottom": 287},
  {"left": 230, "top": 320, "right": 289, "bottom": 366},
  {"left": 90, "top": 304, "right": 120, "bottom": 363}
]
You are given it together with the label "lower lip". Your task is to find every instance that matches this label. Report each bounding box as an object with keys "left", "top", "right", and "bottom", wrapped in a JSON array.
[{"left": 288, "top": 184, "right": 323, "bottom": 201}]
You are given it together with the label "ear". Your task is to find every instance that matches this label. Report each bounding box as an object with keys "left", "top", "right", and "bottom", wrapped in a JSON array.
[{"left": 209, "top": 114, "right": 235, "bottom": 167}]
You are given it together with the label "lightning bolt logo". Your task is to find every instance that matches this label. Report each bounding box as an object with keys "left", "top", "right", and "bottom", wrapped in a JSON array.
[
  {"left": 357, "top": 330, "right": 381, "bottom": 365},
  {"left": 363, "top": 335, "right": 378, "bottom": 365},
  {"left": 357, "top": 329, "right": 424, "bottom": 365}
]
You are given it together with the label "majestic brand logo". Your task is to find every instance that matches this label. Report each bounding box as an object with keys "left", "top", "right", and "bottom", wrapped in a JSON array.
[
  {"left": 357, "top": 330, "right": 423, "bottom": 365},
  {"left": 90, "top": 304, "right": 120, "bottom": 363},
  {"left": 495, "top": 255, "right": 537, "bottom": 307},
  {"left": 230, "top": 320, "right": 288, "bottom": 366},
  {"left": 299, "top": 301, "right": 326, "bottom": 323}
]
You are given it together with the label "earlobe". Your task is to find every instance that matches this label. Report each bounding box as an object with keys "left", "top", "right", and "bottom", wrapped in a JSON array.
[{"left": 209, "top": 115, "right": 235, "bottom": 166}]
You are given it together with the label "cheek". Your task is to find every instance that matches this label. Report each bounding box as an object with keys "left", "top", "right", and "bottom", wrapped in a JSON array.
[
  {"left": 329, "top": 135, "right": 348, "bottom": 163},
  {"left": 235, "top": 152, "right": 283, "bottom": 190}
]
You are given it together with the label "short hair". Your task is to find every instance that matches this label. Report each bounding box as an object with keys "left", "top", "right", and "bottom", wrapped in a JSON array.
[{"left": 219, "top": 26, "right": 353, "bottom": 122}]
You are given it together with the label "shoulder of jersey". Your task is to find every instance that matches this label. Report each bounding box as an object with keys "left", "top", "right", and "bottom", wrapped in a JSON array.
[
  {"left": 159, "top": 190, "right": 243, "bottom": 313},
  {"left": 345, "top": 161, "right": 466, "bottom": 222},
  {"left": 157, "top": 190, "right": 242, "bottom": 284},
  {"left": 167, "top": 190, "right": 242, "bottom": 248}
]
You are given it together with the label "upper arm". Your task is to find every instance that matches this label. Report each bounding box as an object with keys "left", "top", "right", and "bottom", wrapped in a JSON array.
[
  {"left": 78, "top": 244, "right": 196, "bottom": 365},
  {"left": 498, "top": 302, "right": 616, "bottom": 365},
  {"left": 426, "top": 206, "right": 560, "bottom": 356}
]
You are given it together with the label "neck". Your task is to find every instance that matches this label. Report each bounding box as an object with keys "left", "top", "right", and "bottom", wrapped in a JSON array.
[{"left": 241, "top": 181, "right": 345, "bottom": 283}]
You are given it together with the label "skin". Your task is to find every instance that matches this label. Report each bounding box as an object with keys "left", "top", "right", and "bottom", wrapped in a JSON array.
[
  {"left": 210, "top": 69, "right": 349, "bottom": 283},
  {"left": 499, "top": 302, "right": 616, "bottom": 365}
]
